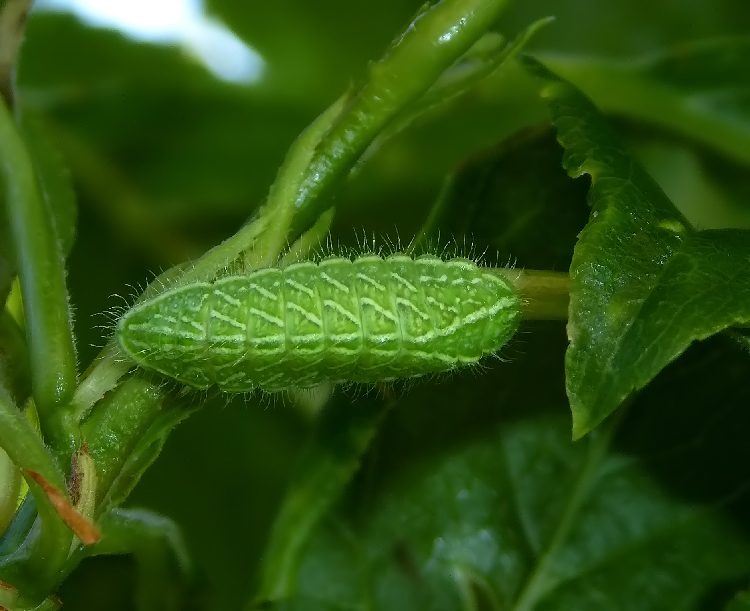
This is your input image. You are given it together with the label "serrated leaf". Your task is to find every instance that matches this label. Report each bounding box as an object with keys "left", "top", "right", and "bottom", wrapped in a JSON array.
[
  {"left": 540, "top": 37, "right": 750, "bottom": 165},
  {"left": 526, "top": 58, "right": 750, "bottom": 437}
]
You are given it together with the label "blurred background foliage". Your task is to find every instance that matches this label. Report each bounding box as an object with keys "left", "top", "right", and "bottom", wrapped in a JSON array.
[{"left": 14, "top": 0, "right": 750, "bottom": 608}]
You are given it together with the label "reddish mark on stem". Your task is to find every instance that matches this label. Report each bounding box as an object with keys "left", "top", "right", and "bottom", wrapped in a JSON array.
[{"left": 23, "top": 469, "right": 101, "bottom": 545}]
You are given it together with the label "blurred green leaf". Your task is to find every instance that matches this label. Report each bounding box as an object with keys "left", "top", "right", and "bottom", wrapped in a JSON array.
[
  {"left": 254, "top": 394, "right": 393, "bottom": 604},
  {"left": 283, "top": 389, "right": 750, "bottom": 610},
  {"left": 19, "top": 13, "right": 312, "bottom": 235},
  {"left": 130, "top": 399, "right": 309, "bottom": 611},
  {"left": 527, "top": 58, "right": 750, "bottom": 437},
  {"left": 727, "top": 589, "right": 750, "bottom": 611},
  {"left": 727, "top": 328, "right": 750, "bottom": 355},
  {"left": 422, "top": 126, "right": 589, "bottom": 270},
  {"left": 255, "top": 325, "right": 750, "bottom": 611},
  {"left": 205, "top": 0, "right": 425, "bottom": 104},
  {"left": 540, "top": 37, "right": 750, "bottom": 165},
  {"left": 632, "top": 138, "right": 750, "bottom": 230},
  {"left": 502, "top": 0, "right": 750, "bottom": 56},
  {"left": 81, "top": 507, "right": 190, "bottom": 611},
  {"left": 20, "top": 12, "right": 218, "bottom": 93}
]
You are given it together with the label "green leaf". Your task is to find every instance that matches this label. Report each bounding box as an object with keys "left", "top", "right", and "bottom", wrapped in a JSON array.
[
  {"left": 80, "top": 376, "right": 197, "bottom": 511},
  {"left": 246, "top": 332, "right": 750, "bottom": 611},
  {"left": 420, "top": 127, "right": 589, "bottom": 270},
  {"left": 19, "top": 12, "right": 219, "bottom": 93},
  {"left": 539, "top": 37, "right": 750, "bottom": 165},
  {"left": 76, "top": 507, "right": 190, "bottom": 611},
  {"left": 632, "top": 139, "right": 750, "bottom": 231},
  {"left": 280, "top": 374, "right": 750, "bottom": 610},
  {"left": 253, "top": 394, "right": 393, "bottom": 604},
  {"left": 526, "top": 58, "right": 750, "bottom": 437},
  {"left": 727, "top": 589, "right": 750, "bottom": 611},
  {"left": 205, "top": 0, "right": 436, "bottom": 104},
  {"left": 19, "top": 13, "right": 313, "bottom": 257}
]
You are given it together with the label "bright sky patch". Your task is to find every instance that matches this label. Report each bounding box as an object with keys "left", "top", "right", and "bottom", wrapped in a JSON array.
[{"left": 36, "top": 0, "right": 264, "bottom": 84}]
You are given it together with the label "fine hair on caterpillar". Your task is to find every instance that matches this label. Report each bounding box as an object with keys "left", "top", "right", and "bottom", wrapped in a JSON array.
[{"left": 114, "top": 249, "right": 522, "bottom": 394}]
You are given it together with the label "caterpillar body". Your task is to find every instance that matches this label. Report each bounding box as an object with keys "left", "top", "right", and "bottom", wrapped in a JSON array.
[{"left": 115, "top": 254, "right": 521, "bottom": 392}]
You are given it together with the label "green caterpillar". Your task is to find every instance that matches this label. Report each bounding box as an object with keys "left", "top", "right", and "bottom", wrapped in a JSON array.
[{"left": 115, "top": 254, "right": 521, "bottom": 392}]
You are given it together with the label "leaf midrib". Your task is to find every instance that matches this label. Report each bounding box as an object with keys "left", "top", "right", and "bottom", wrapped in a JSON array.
[{"left": 509, "top": 421, "right": 614, "bottom": 611}]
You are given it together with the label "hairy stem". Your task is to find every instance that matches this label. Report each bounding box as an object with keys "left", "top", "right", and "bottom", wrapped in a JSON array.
[{"left": 0, "top": 95, "right": 78, "bottom": 459}]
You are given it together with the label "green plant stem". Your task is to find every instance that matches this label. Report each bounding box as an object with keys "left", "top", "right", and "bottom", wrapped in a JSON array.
[
  {"left": 0, "top": 97, "right": 78, "bottom": 458},
  {"left": 251, "top": 395, "right": 395, "bottom": 606},
  {"left": 277, "top": 208, "right": 336, "bottom": 267},
  {"left": 374, "top": 16, "right": 554, "bottom": 149},
  {"left": 71, "top": 344, "right": 130, "bottom": 422},
  {"left": 0, "top": 387, "right": 73, "bottom": 601},
  {"left": 289, "top": 0, "right": 510, "bottom": 236},
  {"left": 187, "top": 95, "right": 348, "bottom": 277},
  {"left": 80, "top": 375, "right": 178, "bottom": 508},
  {"left": 494, "top": 269, "right": 570, "bottom": 320},
  {"left": 0, "top": 374, "right": 192, "bottom": 603}
]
